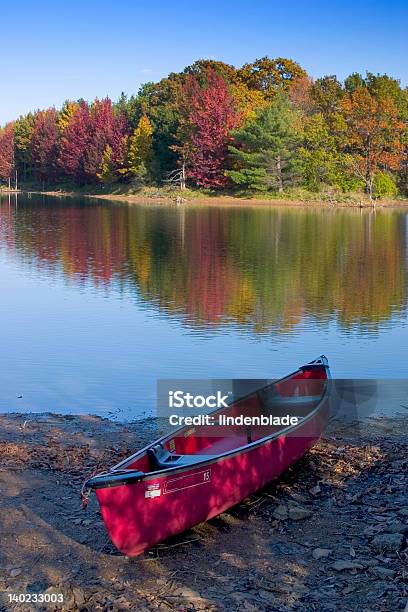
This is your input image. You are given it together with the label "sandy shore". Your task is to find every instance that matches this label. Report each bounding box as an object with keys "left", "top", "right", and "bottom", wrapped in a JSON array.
[{"left": 0, "top": 412, "right": 407, "bottom": 611}]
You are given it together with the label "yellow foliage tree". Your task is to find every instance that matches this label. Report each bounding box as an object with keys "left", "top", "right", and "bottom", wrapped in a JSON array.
[
  {"left": 119, "top": 115, "right": 153, "bottom": 181},
  {"left": 230, "top": 82, "right": 267, "bottom": 123},
  {"left": 58, "top": 101, "right": 79, "bottom": 132},
  {"left": 97, "top": 144, "right": 116, "bottom": 183}
]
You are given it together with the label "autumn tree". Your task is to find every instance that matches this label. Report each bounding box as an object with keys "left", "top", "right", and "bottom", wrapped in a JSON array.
[
  {"left": 402, "top": 105, "right": 408, "bottom": 194},
  {"left": 118, "top": 115, "right": 153, "bottom": 184},
  {"left": 341, "top": 73, "right": 408, "bottom": 196},
  {"left": 230, "top": 81, "right": 267, "bottom": 123},
  {"left": 228, "top": 92, "right": 300, "bottom": 192},
  {"left": 341, "top": 87, "right": 405, "bottom": 198},
  {"left": 58, "top": 101, "right": 79, "bottom": 132},
  {"left": 58, "top": 98, "right": 127, "bottom": 183},
  {"left": 178, "top": 69, "right": 240, "bottom": 188},
  {"left": 97, "top": 145, "right": 116, "bottom": 183},
  {"left": 237, "top": 57, "right": 307, "bottom": 98},
  {"left": 58, "top": 101, "right": 91, "bottom": 182},
  {"left": 31, "top": 108, "right": 59, "bottom": 182},
  {"left": 288, "top": 76, "right": 314, "bottom": 115},
  {"left": 85, "top": 98, "right": 127, "bottom": 179},
  {"left": 183, "top": 59, "right": 237, "bottom": 85},
  {"left": 299, "top": 113, "right": 355, "bottom": 192},
  {"left": 311, "top": 76, "right": 344, "bottom": 117},
  {"left": 13, "top": 113, "right": 35, "bottom": 181},
  {"left": 0, "top": 123, "right": 14, "bottom": 183}
]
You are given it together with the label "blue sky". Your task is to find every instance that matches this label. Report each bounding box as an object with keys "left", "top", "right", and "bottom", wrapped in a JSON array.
[{"left": 1, "top": 0, "right": 407, "bottom": 125}]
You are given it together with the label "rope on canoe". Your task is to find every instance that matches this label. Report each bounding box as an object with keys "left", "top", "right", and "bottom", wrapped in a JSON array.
[{"left": 80, "top": 469, "right": 99, "bottom": 509}]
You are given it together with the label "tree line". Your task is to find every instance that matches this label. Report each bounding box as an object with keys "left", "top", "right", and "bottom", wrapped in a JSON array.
[{"left": 0, "top": 57, "right": 407, "bottom": 199}]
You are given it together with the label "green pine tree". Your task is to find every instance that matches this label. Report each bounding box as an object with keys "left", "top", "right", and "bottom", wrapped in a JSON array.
[{"left": 228, "top": 92, "right": 300, "bottom": 192}]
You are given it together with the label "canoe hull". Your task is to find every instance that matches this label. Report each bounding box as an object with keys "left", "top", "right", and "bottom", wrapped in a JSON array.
[{"left": 95, "top": 401, "right": 328, "bottom": 556}]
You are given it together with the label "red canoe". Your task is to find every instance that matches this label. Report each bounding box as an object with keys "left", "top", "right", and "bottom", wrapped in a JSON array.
[{"left": 85, "top": 356, "right": 331, "bottom": 556}]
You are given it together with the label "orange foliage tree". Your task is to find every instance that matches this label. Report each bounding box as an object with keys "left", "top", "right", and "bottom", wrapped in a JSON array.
[{"left": 341, "top": 88, "right": 405, "bottom": 198}]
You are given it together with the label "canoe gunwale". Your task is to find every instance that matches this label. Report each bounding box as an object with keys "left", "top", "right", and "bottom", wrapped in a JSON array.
[{"left": 87, "top": 356, "right": 331, "bottom": 490}]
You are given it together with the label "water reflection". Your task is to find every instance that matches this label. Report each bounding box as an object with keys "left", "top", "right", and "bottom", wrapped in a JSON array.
[{"left": 1, "top": 196, "right": 407, "bottom": 334}]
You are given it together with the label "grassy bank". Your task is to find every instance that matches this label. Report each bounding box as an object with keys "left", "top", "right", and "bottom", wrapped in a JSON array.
[{"left": 12, "top": 182, "right": 408, "bottom": 208}]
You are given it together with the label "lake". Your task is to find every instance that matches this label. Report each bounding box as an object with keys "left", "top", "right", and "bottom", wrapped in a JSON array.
[{"left": 1, "top": 194, "right": 407, "bottom": 420}]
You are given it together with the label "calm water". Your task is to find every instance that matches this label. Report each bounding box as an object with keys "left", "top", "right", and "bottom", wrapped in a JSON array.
[{"left": 1, "top": 194, "right": 408, "bottom": 419}]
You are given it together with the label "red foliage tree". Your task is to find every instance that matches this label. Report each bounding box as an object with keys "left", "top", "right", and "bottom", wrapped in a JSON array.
[
  {"left": 0, "top": 123, "right": 14, "bottom": 182},
  {"left": 58, "top": 98, "right": 128, "bottom": 183},
  {"left": 83, "top": 98, "right": 127, "bottom": 179},
  {"left": 180, "top": 70, "right": 240, "bottom": 188},
  {"left": 31, "top": 108, "right": 59, "bottom": 181},
  {"left": 58, "top": 101, "right": 90, "bottom": 182}
]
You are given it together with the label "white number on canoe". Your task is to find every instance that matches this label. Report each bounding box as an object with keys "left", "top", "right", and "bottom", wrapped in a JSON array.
[{"left": 164, "top": 469, "right": 212, "bottom": 494}]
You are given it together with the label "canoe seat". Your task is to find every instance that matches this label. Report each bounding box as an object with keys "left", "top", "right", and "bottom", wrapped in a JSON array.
[{"left": 148, "top": 443, "right": 216, "bottom": 470}]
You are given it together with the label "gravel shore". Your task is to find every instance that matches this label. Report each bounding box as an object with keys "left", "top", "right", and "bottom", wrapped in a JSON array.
[{"left": 0, "top": 413, "right": 407, "bottom": 611}]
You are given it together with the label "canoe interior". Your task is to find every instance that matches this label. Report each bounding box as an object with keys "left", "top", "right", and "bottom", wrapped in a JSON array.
[{"left": 122, "top": 364, "right": 328, "bottom": 476}]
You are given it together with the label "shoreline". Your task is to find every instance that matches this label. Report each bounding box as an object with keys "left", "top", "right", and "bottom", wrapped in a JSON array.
[
  {"left": 1, "top": 411, "right": 407, "bottom": 611},
  {"left": 4, "top": 188, "right": 408, "bottom": 208}
]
